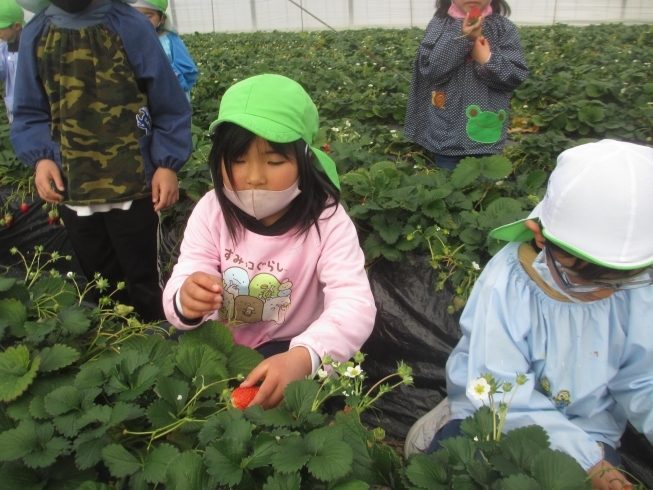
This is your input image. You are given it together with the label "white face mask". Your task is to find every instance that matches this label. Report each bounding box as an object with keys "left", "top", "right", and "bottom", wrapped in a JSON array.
[
  {"left": 222, "top": 179, "right": 301, "bottom": 220},
  {"left": 532, "top": 250, "right": 584, "bottom": 303}
]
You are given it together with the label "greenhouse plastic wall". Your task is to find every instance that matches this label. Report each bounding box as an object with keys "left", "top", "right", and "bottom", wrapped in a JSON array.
[{"left": 167, "top": 0, "right": 653, "bottom": 34}]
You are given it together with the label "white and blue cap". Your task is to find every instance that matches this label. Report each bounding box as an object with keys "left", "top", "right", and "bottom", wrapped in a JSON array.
[{"left": 490, "top": 139, "right": 653, "bottom": 269}]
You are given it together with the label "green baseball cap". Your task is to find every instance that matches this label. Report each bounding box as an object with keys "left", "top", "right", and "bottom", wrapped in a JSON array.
[
  {"left": 209, "top": 74, "right": 340, "bottom": 190},
  {"left": 132, "top": 0, "right": 167, "bottom": 12},
  {"left": 0, "top": 0, "right": 25, "bottom": 28}
]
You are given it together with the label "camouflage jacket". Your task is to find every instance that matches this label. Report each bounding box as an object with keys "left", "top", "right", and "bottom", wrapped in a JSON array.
[{"left": 10, "top": 0, "right": 192, "bottom": 205}]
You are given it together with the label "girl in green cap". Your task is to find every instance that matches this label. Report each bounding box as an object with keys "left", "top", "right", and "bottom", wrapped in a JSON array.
[
  {"left": 163, "top": 74, "right": 376, "bottom": 409},
  {"left": 131, "top": 0, "right": 197, "bottom": 101},
  {"left": 0, "top": 0, "right": 25, "bottom": 122}
]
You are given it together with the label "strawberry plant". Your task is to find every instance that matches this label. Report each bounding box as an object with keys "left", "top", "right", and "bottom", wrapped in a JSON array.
[
  {"left": 0, "top": 246, "right": 414, "bottom": 489},
  {"left": 403, "top": 374, "right": 648, "bottom": 490}
]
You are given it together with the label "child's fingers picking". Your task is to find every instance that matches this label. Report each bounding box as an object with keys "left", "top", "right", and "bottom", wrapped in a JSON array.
[
  {"left": 192, "top": 272, "right": 223, "bottom": 293},
  {"left": 241, "top": 361, "right": 269, "bottom": 388}
]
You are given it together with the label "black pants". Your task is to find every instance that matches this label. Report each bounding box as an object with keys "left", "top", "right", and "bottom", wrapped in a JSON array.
[
  {"left": 58, "top": 197, "right": 164, "bottom": 322},
  {"left": 256, "top": 341, "right": 291, "bottom": 358}
]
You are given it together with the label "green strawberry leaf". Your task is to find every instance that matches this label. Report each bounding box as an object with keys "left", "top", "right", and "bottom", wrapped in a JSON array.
[
  {"left": 73, "top": 429, "right": 112, "bottom": 470},
  {"left": 57, "top": 305, "right": 91, "bottom": 335},
  {"left": 0, "top": 420, "right": 38, "bottom": 461},
  {"left": 226, "top": 344, "right": 264, "bottom": 379},
  {"left": 36, "top": 344, "right": 80, "bottom": 373},
  {"left": 204, "top": 438, "right": 246, "bottom": 486},
  {"left": 175, "top": 343, "right": 228, "bottom": 383},
  {"left": 272, "top": 434, "right": 310, "bottom": 474},
  {"left": 178, "top": 320, "right": 234, "bottom": 355},
  {"left": 101, "top": 444, "right": 141, "bottom": 478},
  {"left": 247, "top": 432, "right": 278, "bottom": 469},
  {"left": 0, "top": 299, "right": 28, "bottom": 338},
  {"left": 502, "top": 474, "right": 543, "bottom": 490},
  {"left": 0, "top": 461, "right": 47, "bottom": 490},
  {"left": 531, "top": 449, "right": 592, "bottom": 490},
  {"left": 0, "top": 345, "right": 40, "bottom": 402},
  {"left": 263, "top": 472, "right": 301, "bottom": 490},
  {"left": 22, "top": 422, "right": 70, "bottom": 468},
  {"left": 405, "top": 453, "right": 449, "bottom": 489},
  {"left": 143, "top": 443, "right": 179, "bottom": 484},
  {"left": 283, "top": 378, "right": 320, "bottom": 421},
  {"left": 451, "top": 158, "right": 482, "bottom": 189},
  {"left": 304, "top": 426, "right": 353, "bottom": 482}
]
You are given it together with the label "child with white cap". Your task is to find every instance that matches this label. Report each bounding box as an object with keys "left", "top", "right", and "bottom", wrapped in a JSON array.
[
  {"left": 132, "top": 0, "right": 197, "bottom": 101},
  {"left": 0, "top": 0, "right": 25, "bottom": 122},
  {"left": 405, "top": 139, "right": 653, "bottom": 489}
]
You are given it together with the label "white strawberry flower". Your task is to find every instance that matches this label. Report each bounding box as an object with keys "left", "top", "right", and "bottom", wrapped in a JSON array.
[
  {"left": 345, "top": 365, "right": 363, "bottom": 378},
  {"left": 317, "top": 369, "right": 328, "bottom": 379},
  {"left": 467, "top": 377, "right": 491, "bottom": 401},
  {"left": 177, "top": 395, "right": 182, "bottom": 401}
]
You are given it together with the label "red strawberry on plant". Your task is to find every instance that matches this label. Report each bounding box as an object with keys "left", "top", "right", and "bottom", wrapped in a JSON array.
[
  {"left": 231, "top": 386, "right": 259, "bottom": 410},
  {"left": 20, "top": 203, "right": 29, "bottom": 213},
  {"left": 323, "top": 143, "right": 331, "bottom": 153}
]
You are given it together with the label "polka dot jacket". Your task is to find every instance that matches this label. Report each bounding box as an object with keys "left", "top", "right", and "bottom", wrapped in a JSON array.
[{"left": 404, "top": 14, "right": 529, "bottom": 156}]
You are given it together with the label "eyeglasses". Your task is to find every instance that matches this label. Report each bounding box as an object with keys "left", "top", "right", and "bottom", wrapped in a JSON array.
[{"left": 545, "top": 246, "right": 653, "bottom": 293}]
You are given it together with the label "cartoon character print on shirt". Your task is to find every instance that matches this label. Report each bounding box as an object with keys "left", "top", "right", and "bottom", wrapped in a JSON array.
[
  {"left": 217, "top": 268, "right": 292, "bottom": 325},
  {"left": 553, "top": 390, "right": 571, "bottom": 409},
  {"left": 249, "top": 274, "right": 280, "bottom": 301},
  {"left": 262, "top": 296, "right": 291, "bottom": 324},
  {"left": 234, "top": 296, "right": 264, "bottom": 323},
  {"left": 538, "top": 377, "right": 571, "bottom": 410},
  {"left": 223, "top": 267, "right": 250, "bottom": 296},
  {"left": 465, "top": 105, "right": 506, "bottom": 144}
]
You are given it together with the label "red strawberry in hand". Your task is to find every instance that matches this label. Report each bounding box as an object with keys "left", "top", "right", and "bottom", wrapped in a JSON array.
[
  {"left": 468, "top": 6, "right": 482, "bottom": 25},
  {"left": 231, "top": 386, "right": 259, "bottom": 410},
  {"left": 20, "top": 203, "right": 29, "bottom": 213}
]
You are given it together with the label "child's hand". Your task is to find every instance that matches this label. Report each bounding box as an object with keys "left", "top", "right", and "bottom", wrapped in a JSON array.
[
  {"left": 471, "top": 36, "right": 491, "bottom": 65},
  {"left": 179, "top": 272, "right": 223, "bottom": 319},
  {"left": 151, "top": 167, "right": 179, "bottom": 212},
  {"left": 35, "top": 159, "right": 65, "bottom": 203},
  {"left": 461, "top": 12, "right": 485, "bottom": 41},
  {"left": 240, "top": 347, "right": 312, "bottom": 409},
  {"left": 588, "top": 459, "right": 631, "bottom": 490}
]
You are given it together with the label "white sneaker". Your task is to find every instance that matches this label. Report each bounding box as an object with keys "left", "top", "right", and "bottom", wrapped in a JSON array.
[{"left": 403, "top": 397, "right": 450, "bottom": 459}]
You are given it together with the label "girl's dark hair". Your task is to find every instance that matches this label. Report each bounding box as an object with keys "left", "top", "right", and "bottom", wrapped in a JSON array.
[
  {"left": 208, "top": 122, "right": 340, "bottom": 243},
  {"left": 434, "top": 0, "right": 511, "bottom": 18},
  {"left": 546, "top": 241, "right": 646, "bottom": 281}
]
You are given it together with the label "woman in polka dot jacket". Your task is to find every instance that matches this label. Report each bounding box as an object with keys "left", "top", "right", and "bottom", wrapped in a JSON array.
[{"left": 405, "top": 0, "right": 529, "bottom": 170}]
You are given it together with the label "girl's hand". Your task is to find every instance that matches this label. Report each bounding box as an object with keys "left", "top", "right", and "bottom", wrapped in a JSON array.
[
  {"left": 151, "top": 167, "right": 180, "bottom": 212},
  {"left": 35, "top": 159, "right": 65, "bottom": 203},
  {"left": 179, "top": 272, "right": 223, "bottom": 319},
  {"left": 240, "top": 347, "right": 312, "bottom": 409},
  {"left": 461, "top": 12, "right": 485, "bottom": 41},
  {"left": 588, "top": 460, "right": 631, "bottom": 490},
  {"left": 471, "top": 36, "right": 491, "bottom": 65}
]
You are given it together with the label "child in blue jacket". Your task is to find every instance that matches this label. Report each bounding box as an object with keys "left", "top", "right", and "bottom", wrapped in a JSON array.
[
  {"left": 132, "top": 0, "right": 198, "bottom": 101},
  {"left": 11, "top": 0, "right": 193, "bottom": 322},
  {"left": 407, "top": 140, "right": 653, "bottom": 490}
]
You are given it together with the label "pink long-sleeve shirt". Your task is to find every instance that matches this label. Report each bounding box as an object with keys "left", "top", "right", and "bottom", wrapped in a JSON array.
[{"left": 163, "top": 191, "right": 376, "bottom": 363}]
